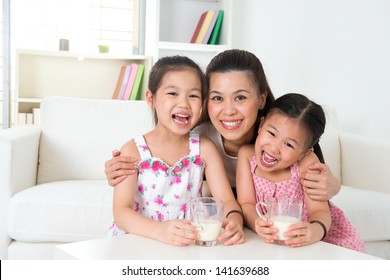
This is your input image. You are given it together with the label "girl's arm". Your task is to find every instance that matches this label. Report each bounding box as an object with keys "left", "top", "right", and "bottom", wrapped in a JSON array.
[
  {"left": 236, "top": 145, "right": 277, "bottom": 243},
  {"left": 113, "top": 140, "right": 197, "bottom": 246},
  {"left": 284, "top": 152, "right": 331, "bottom": 247},
  {"left": 200, "top": 137, "right": 245, "bottom": 245}
]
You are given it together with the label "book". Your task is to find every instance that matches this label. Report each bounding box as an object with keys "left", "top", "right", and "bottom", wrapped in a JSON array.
[
  {"left": 202, "top": 10, "right": 219, "bottom": 44},
  {"left": 123, "top": 63, "right": 139, "bottom": 100},
  {"left": 208, "top": 10, "right": 224, "bottom": 45},
  {"left": 26, "top": 113, "right": 33, "bottom": 124},
  {"left": 130, "top": 64, "right": 145, "bottom": 100},
  {"left": 112, "top": 65, "right": 127, "bottom": 99},
  {"left": 190, "top": 11, "right": 207, "bottom": 43},
  {"left": 33, "top": 108, "right": 41, "bottom": 125},
  {"left": 18, "top": 113, "right": 26, "bottom": 125},
  {"left": 195, "top": 10, "right": 215, "bottom": 44},
  {"left": 118, "top": 65, "right": 132, "bottom": 100}
]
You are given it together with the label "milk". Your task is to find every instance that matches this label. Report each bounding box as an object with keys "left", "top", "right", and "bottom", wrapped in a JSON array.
[
  {"left": 272, "top": 215, "right": 299, "bottom": 240},
  {"left": 194, "top": 220, "right": 222, "bottom": 241}
]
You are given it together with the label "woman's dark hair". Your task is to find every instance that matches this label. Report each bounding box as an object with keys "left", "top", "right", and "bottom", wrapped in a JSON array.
[
  {"left": 268, "top": 93, "right": 326, "bottom": 163},
  {"left": 201, "top": 49, "right": 275, "bottom": 142}
]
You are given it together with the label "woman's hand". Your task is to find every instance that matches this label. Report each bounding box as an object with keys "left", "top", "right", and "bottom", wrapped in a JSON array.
[
  {"left": 104, "top": 150, "right": 139, "bottom": 187},
  {"left": 300, "top": 162, "right": 341, "bottom": 201},
  {"left": 218, "top": 218, "right": 245, "bottom": 245},
  {"left": 254, "top": 218, "right": 278, "bottom": 243},
  {"left": 283, "top": 221, "right": 324, "bottom": 247},
  {"left": 157, "top": 220, "right": 198, "bottom": 246}
]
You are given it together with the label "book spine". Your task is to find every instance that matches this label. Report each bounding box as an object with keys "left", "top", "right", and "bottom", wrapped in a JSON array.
[
  {"left": 208, "top": 10, "right": 224, "bottom": 45},
  {"left": 123, "top": 64, "right": 139, "bottom": 100},
  {"left": 112, "top": 65, "right": 127, "bottom": 99},
  {"left": 130, "top": 64, "right": 145, "bottom": 100},
  {"left": 190, "top": 11, "right": 207, "bottom": 43},
  {"left": 202, "top": 10, "right": 219, "bottom": 44},
  {"left": 118, "top": 65, "right": 132, "bottom": 100},
  {"left": 33, "top": 108, "right": 41, "bottom": 125},
  {"left": 195, "top": 10, "right": 215, "bottom": 44}
]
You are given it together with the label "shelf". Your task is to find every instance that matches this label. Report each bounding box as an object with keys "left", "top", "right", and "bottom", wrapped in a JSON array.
[
  {"left": 14, "top": 49, "right": 152, "bottom": 126},
  {"left": 159, "top": 41, "right": 227, "bottom": 52},
  {"left": 145, "top": 0, "right": 233, "bottom": 66}
]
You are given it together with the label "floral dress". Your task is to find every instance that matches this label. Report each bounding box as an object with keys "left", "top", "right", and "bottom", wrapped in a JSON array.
[
  {"left": 251, "top": 155, "right": 365, "bottom": 252},
  {"left": 109, "top": 132, "right": 205, "bottom": 236}
]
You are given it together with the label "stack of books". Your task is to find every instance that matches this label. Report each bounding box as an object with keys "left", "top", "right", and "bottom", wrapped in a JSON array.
[
  {"left": 112, "top": 63, "right": 145, "bottom": 100},
  {"left": 190, "top": 10, "right": 224, "bottom": 45}
]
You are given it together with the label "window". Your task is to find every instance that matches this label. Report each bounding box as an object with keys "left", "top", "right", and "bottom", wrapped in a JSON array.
[{"left": 1, "top": 0, "right": 140, "bottom": 128}]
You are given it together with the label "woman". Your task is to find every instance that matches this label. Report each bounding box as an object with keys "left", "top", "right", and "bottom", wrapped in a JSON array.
[{"left": 105, "top": 49, "right": 341, "bottom": 202}]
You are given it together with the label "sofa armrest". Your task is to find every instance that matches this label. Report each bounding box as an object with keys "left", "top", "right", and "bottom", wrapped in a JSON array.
[
  {"left": 0, "top": 125, "right": 41, "bottom": 259},
  {"left": 340, "top": 132, "right": 390, "bottom": 194}
]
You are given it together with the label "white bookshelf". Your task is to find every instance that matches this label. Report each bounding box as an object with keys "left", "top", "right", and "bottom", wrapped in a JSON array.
[
  {"left": 14, "top": 49, "right": 152, "bottom": 126},
  {"left": 145, "top": 0, "right": 234, "bottom": 69}
]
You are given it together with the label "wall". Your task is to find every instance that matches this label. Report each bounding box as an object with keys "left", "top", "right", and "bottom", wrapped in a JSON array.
[{"left": 232, "top": 0, "right": 390, "bottom": 140}]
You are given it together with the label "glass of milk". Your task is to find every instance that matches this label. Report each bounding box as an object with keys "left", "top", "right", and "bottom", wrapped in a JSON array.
[
  {"left": 256, "top": 197, "right": 302, "bottom": 245},
  {"left": 189, "top": 197, "right": 224, "bottom": 246}
]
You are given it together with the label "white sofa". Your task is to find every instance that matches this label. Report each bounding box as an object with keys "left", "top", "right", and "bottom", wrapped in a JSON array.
[{"left": 1, "top": 96, "right": 390, "bottom": 260}]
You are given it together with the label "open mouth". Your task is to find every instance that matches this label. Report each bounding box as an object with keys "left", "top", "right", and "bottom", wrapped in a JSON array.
[
  {"left": 261, "top": 151, "right": 278, "bottom": 167},
  {"left": 172, "top": 113, "right": 190, "bottom": 125},
  {"left": 221, "top": 120, "right": 242, "bottom": 129}
]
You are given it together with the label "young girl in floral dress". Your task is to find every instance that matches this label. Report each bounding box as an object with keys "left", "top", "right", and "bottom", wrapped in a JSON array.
[
  {"left": 237, "top": 93, "right": 365, "bottom": 251},
  {"left": 109, "top": 56, "right": 244, "bottom": 246}
]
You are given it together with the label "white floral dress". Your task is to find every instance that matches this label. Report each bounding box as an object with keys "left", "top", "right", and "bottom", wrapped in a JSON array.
[{"left": 109, "top": 132, "right": 205, "bottom": 236}]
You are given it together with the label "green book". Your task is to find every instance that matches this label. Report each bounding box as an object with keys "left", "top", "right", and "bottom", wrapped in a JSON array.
[
  {"left": 208, "top": 10, "right": 224, "bottom": 45},
  {"left": 130, "top": 64, "right": 145, "bottom": 100}
]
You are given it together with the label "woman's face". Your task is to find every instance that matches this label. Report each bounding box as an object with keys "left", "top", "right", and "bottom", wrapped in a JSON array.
[{"left": 207, "top": 71, "right": 266, "bottom": 145}]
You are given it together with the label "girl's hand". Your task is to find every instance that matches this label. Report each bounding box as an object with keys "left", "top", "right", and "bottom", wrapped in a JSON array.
[
  {"left": 157, "top": 220, "right": 198, "bottom": 247},
  {"left": 104, "top": 150, "right": 139, "bottom": 186},
  {"left": 283, "top": 221, "right": 321, "bottom": 247},
  {"left": 301, "top": 162, "right": 341, "bottom": 201},
  {"left": 218, "top": 218, "right": 245, "bottom": 245},
  {"left": 254, "top": 218, "right": 278, "bottom": 243}
]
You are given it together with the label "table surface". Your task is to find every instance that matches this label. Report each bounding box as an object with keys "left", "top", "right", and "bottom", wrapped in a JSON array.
[{"left": 54, "top": 229, "right": 381, "bottom": 260}]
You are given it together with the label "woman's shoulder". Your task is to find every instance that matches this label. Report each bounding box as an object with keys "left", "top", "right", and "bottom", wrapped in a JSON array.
[
  {"left": 193, "top": 122, "right": 218, "bottom": 137},
  {"left": 238, "top": 144, "right": 255, "bottom": 158}
]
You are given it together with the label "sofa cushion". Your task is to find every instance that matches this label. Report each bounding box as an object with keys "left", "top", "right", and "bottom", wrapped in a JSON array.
[
  {"left": 319, "top": 106, "right": 341, "bottom": 180},
  {"left": 38, "top": 97, "right": 154, "bottom": 184},
  {"left": 7, "top": 180, "right": 113, "bottom": 242},
  {"left": 331, "top": 185, "right": 390, "bottom": 241}
]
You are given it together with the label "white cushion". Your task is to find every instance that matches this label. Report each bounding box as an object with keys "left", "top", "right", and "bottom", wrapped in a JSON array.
[
  {"left": 38, "top": 97, "right": 154, "bottom": 184},
  {"left": 7, "top": 180, "right": 113, "bottom": 242},
  {"left": 331, "top": 185, "right": 390, "bottom": 241}
]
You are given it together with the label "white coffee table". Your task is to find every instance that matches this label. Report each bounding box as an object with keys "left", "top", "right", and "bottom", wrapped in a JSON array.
[{"left": 54, "top": 228, "right": 381, "bottom": 260}]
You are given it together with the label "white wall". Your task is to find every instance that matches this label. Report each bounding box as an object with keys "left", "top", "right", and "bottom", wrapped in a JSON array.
[{"left": 232, "top": 0, "right": 390, "bottom": 140}]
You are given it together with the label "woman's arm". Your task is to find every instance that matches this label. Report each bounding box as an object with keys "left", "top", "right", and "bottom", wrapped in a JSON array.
[
  {"left": 300, "top": 162, "right": 341, "bottom": 201},
  {"left": 200, "top": 137, "right": 245, "bottom": 245},
  {"left": 104, "top": 149, "right": 139, "bottom": 187},
  {"left": 113, "top": 141, "right": 197, "bottom": 246}
]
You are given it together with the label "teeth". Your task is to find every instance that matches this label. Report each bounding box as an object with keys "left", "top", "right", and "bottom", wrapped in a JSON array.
[
  {"left": 222, "top": 120, "right": 241, "bottom": 127},
  {"left": 262, "top": 151, "right": 277, "bottom": 165},
  {"left": 173, "top": 114, "right": 190, "bottom": 124}
]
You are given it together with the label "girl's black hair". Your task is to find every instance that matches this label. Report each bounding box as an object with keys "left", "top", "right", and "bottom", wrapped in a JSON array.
[{"left": 268, "top": 93, "right": 326, "bottom": 163}]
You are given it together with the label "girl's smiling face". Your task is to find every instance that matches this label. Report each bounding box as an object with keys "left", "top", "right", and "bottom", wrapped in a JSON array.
[
  {"left": 147, "top": 69, "right": 203, "bottom": 135},
  {"left": 254, "top": 112, "right": 312, "bottom": 174}
]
